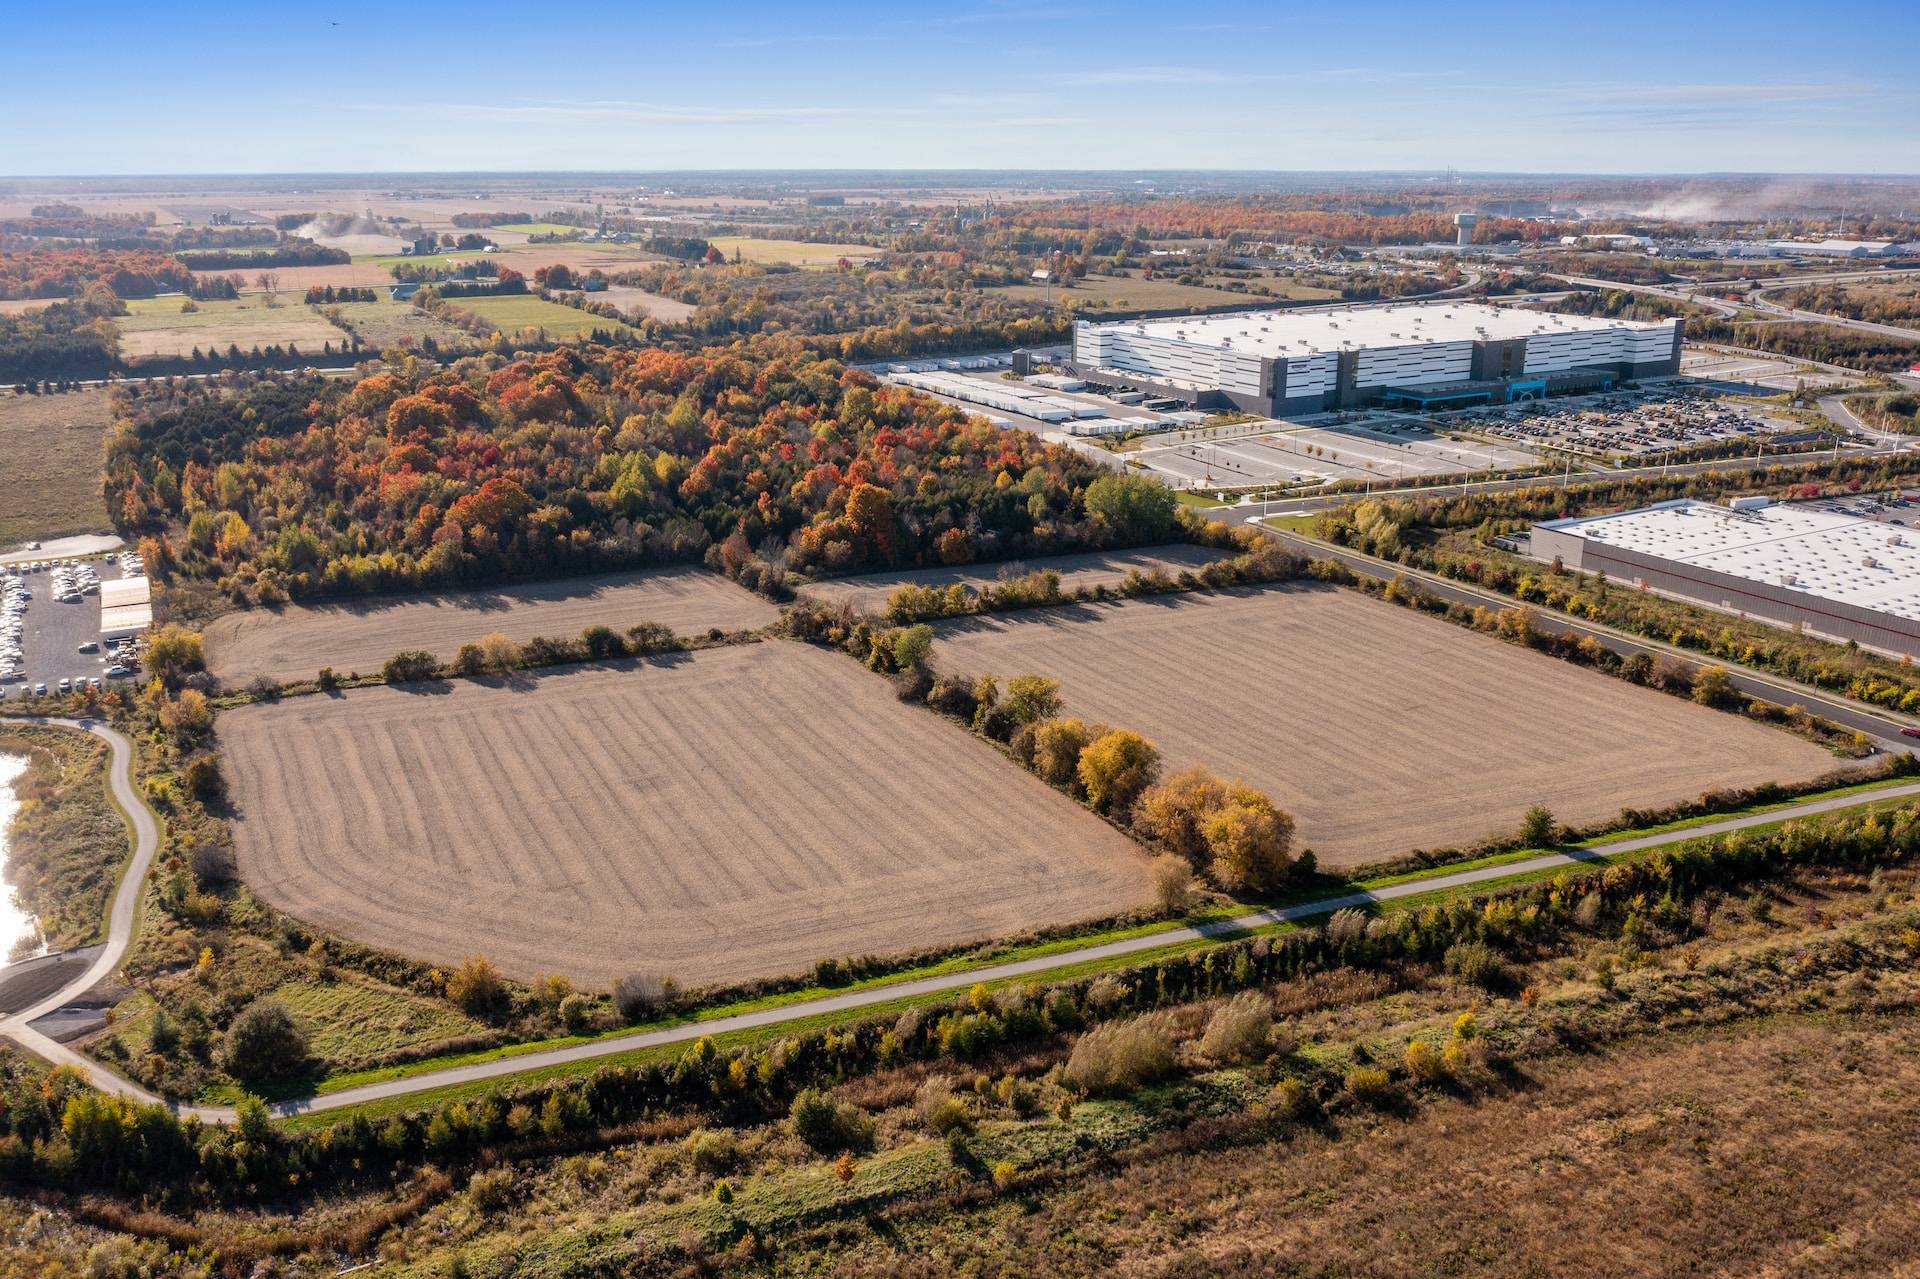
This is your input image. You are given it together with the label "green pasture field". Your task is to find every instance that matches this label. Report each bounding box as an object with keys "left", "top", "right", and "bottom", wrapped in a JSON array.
[{"left": 450, "top": 294, "right": 636, "bottom": 339}]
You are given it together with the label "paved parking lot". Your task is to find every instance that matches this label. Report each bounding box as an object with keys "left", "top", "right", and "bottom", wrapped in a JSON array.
[
  {"left": 1461, "top": 386, "right": 1805, "bottom": 459},
  {"left": 0, "top": 556, "right": 137, "bottom": 701},
  {"left": 1133, "top": 417, "right": 1536, "bottom": 491}
]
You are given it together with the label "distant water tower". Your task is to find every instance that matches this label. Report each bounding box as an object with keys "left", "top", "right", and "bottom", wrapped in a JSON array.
[{"left": 1454, "top": 213, "right": 1478, "bottom": 246}]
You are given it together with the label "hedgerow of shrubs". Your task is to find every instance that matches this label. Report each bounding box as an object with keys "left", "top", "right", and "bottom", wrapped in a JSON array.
[{"left": 7, "top": 790, "right": 1915, "bottom": 1207}]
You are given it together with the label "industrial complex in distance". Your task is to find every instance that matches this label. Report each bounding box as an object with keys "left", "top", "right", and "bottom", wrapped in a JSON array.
[{"left": 1068, "top": 300, "right": 1684, "bottom": 419}]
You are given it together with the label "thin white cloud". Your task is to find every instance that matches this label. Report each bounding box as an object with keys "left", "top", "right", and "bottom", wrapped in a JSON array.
[
  {"left": 425, "top": 99, "right": 858, "bottom": 126},
  {"left": 1057, "top": 65, "right": 1262, "bottom": 86},
  {"left": 994, "top": 116, "right": 1088, "bottom": 127}
]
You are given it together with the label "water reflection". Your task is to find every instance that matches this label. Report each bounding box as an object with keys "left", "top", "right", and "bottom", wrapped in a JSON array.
[{"left": 0, "top": 754, "right": 42, "bottom": 965}]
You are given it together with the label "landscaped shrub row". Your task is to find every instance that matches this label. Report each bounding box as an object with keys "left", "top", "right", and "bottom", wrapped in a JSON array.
[{"left": 6, "top": 791, "right": 1915, "bottom": 1208}]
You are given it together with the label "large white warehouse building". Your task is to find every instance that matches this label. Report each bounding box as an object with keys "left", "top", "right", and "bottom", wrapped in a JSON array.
[
  {"left": 1531, "top": 497, "right": 1920, "bottom": 653},
  {"left": 1068, "top": 301, "right": 1683, "bottom": 418}
]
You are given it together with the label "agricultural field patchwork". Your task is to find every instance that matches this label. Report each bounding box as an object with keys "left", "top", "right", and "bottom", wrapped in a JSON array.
[
  {"left": 216, "top": 641, "right": 1150, "bottom": 988},
  {"left": 930, "top": 584, "right": 1836, "bottom": 866},
  {"left": 0, "top": 388, "right": 114, "bottom": 544},
  {"left": 202, "top": 565, "right": 778, "bottom": 685}
]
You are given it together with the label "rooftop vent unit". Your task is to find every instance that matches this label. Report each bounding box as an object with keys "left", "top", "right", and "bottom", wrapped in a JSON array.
[{"left": 1864, "top": 556, "right": 1881, "bottom": 568}]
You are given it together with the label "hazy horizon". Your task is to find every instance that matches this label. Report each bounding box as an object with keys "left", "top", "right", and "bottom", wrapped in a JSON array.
[{"left": 6, "top": 0, "right": 1916, "bottom": 176}]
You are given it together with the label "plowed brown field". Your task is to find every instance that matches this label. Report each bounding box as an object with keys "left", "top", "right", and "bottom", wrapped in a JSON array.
[
  {"left": 217, "top": 642, "right": 1150, "bottom": 987},
  {"left": 930, "top": 585, "right": 1836, "bottom": 867},
  {"left": 203, "top": 567, "right": 778, "bottom": 685}
]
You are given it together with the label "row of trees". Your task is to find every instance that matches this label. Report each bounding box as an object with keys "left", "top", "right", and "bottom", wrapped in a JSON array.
[{"left": 3, "top": 784, "right": 1911, "bottom": 1212}]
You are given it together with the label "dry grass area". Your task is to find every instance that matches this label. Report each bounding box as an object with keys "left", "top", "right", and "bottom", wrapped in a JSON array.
[
  {"left": 0, "top": 388, "right": 113, "bottom": 545},
  {"left": 190, "top": 262, "right": 398, "bottom": 291},
  {"left": 931, "top": 584, "right": 1835, "bottom": 866},
  {"left": 989, "top": 272, "right": 1339, "bottom": 313},
  {"left": 115, "top": 297, "right": 344, "bottom": 360},
  {"left": 202, "top": 566, "right": 777, "bottom": 685},
  {"left": 829, "top": 1013, "right": 1920, "bottom": 1278},
  {"left": 217, "top": 642, "right": 1149, "bottom": 987},
  {"left": 705, "top": 236, "right": 880, "bottom": 267},
  {"left": 801, "top": 545, "right": 1230, "bottom": 615},
  {"left": 597, "top": 284, "right": 695, "bottom": 321},
  {"left": 326, "top": 299, "right": 476, "bottom": 350}
]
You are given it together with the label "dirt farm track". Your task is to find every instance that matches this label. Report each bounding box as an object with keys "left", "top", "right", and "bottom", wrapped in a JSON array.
[
  {"left": 930, "top": 585, "right": 1837, "bottom": 867},
  {"left": 203, "top": 566, "right": 778, "bottom": 685},
  {"left": 217, "top": 642, "right": 1150, "bottom": 988}
]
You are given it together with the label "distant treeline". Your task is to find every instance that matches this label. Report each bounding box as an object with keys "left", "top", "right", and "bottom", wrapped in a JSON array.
[
  {"left": 1688, "top": 317, "right": 1920, "bottom": 373},
  {"left": 0, "top": 248, "right": 196, "bottom": 300},
  {"left": 451, "top": 212, "right": 535, "bottom": 228},
  {"left": 177, "top": 241, "right": 350, "bottom": 270}
]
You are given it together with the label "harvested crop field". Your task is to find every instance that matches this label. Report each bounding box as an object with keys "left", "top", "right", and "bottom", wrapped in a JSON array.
[
  {"left": 203, "top": 566, "right": 778, "bottom": 685},
  {"left": 217, "top": 642, "right": 1150, "bottom": 987},
  {"left": 930, "top": 585, "right": 1836, "bottom": 867},
  {"left": 801, "top": 545, "right": 1230, "bottom": 615}
]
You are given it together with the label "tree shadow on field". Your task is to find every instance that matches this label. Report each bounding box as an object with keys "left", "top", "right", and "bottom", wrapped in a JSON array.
[
  {"left": 928, "top": 576, "right": 1332, "bottom": 637},
  {"left": 389, "top": 677, "right": 455, "bottom": 696},
  {"left": 485, "top": 648, "right": 701, "bottom": 693}
]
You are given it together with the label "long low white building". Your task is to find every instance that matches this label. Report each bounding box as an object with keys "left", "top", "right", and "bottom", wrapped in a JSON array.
[
  {"left": 99, "top": 575, "right": 152, "bottom": 641},
  {"left": 1531, "top": 498, "right": 1920, "bottom": 652},
  {"left": 1068, "top": 301, "right": 1683, "bottom": 418}
]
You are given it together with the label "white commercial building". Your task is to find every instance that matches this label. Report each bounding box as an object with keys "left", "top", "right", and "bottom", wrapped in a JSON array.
[
  {"left": 1069, "top": 301, "right": 1683, "bottom": 419},
  {"left": 99, "top": 576, "right": 152, "bottom": 641},
  {"left": 1531, "top": 498, "right": 1920, "bottom": 652},
  {"left": 1764, "top": 239, "right": 1903, "bottom": 258}
]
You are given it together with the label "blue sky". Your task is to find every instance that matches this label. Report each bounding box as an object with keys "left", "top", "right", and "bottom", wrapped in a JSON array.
[{"left": 4, "top": 0, "right": 1916, "bottom": 175}]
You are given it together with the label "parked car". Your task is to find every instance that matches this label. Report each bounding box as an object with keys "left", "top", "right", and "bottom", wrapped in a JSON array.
[
  {"left": 57, "top": 678, "right": 71, "bottom": 693},
  {"left": 33, "top": 683, "right": 46, "bottom": 696},
  {"left": 77, "top": 640, "right": 98, "bottom": 653},
  {"left": 104, "top": 664, "right": 129, "bottom": 678}
]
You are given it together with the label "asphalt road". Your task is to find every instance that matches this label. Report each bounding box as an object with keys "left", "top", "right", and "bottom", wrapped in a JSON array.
[
  {"left": 0, "top": 718, "right": 167, "bottom": 1107},
  {"left": 1255, "top": 526, "right": 1920, "bottom": 749},
  {"left": 245, "top": 778, "right": 1920, "bottom": 1122},
  {"left": 3, "top": 705, "right": 1914, "bottom": 1126}
]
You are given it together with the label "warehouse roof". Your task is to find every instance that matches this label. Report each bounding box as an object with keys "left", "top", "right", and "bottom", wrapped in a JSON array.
[
  {"left": 1082, "top": 301, "right": 1673, "bottom": 360},
  {"left": 99, "top": 576, "right": 150, "bottom": 608},
  {"left": 1539, "top": 499, "right": 1920, "bottom": 621}
]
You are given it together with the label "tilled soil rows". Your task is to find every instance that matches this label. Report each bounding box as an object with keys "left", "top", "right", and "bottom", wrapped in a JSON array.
[
  {"left": 218, "top": 641, "right": 1150, "bottom": 987},
  {"left": 929, "top": 583, "right": 1837, "bottom": 867},
  {"left": 204, "top": 566, "right": 779, "bottom": 686}
]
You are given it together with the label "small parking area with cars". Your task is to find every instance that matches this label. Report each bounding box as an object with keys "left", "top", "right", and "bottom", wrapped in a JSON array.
[{"left": 0, "top": 552, "right": 142, "bottom": 702}]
